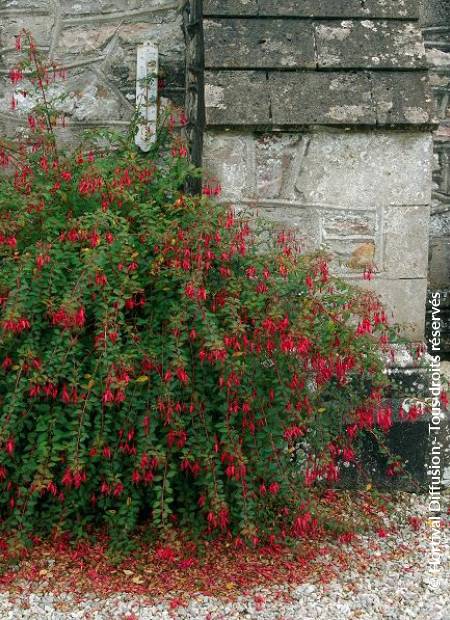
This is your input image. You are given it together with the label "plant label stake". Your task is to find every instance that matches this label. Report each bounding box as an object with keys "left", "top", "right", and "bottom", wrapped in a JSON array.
[{"left": 135, "top": 41, "right": 158, "bottom": 152}]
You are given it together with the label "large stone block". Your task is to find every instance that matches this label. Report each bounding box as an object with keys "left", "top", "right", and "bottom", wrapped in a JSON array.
[
  {"left": 249, "top": 203, "right": 322, "bottom": 252},
  {"left": 203, "top": 132, "right": 255, "bottom": 202},
  {"left": 254, "top": 134, "right": 306, "bottom": 200},
  {"left": 0, "top": 15, "right": 52, "bottom": 48},
  {"left": 429, "top": 238, "right": 450, "bottom": 289},
  {"left": 203, "top": 0, "right": 258, "bottom": 16},
  {"left": 204, "top": 71, "right": 271, "bottom": 125},
  {"left": 383, "top": 206, "right": 430, "bottom": 278},
  {"left": 372, "top": 72, "right": 433, "bottom": 125},
  {"left": 203, "top": 0, "right": 420, "bottom": 19},
  {"left": 204, "top": 70, "right": 433, "bottom": 127},
  {"left": 315, "top": 20, "right": 426, "bottom": 69},
  {"left": 204, "top": 18, "right": 316, "bottom": 69},
  {"left": 293, "top": 132, "right": 432, "bottom": 208},
  {"left": 321, "top": 209, "right": 377, "bottom": 238},
  {"left": 360, "top": 277, "right": 428, "bottom": 340}
]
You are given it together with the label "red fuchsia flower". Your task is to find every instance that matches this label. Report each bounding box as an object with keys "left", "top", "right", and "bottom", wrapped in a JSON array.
[
  {"left": 61, "top": 171, "right": 72, "bottom": 182},
  {"left": 167, "top": 430, "right": 187, "bottom": 449},
  {"left": 441, "top": 391, "right": 449, "bottom": 410},
  {"left": 408, "top": 516, "right": 422, "bottom": 531},
  {"left": 283, "top": 425, "right": 305, "bottom": 441},
  {"left": 363, "top": 265, "right": 376, "bottom": 281},
  {"left": 155, "top": 546, "right": 177, "bottom": 563},
  {"left": 325, "top": 462, "right": 339, "bottom": 482},
  {"left": 47, "top": 481, "right": 58, "bottom": 496},
  {"left": 386, "top": 461, "right": 402, "bottom": 477},
  {"left": 102, "top": 388, "right": 114, "bottom": 405},
  {"left": 268, "top": 482, "right": 280, "bottom": 495},
  {"left": 61, "top": 467, "right": 73, "bottom": 487},
  {"left": 0, "top": 466, "right": 7, "bottom": 481},
  {"left": 2, "top": 317, "right": 31, "bottom": 334},
  {"left": 342, "top": 447, "right": 355, "bottom": 463},
  {"left": 112, "top": 482, "right": 124, "bottom": 497},
  {"left": 95, "top": 272, "right": 108, "bottom": 287},
  {"left": 100, "top": 481, "right": 110, "bottom": 495},
  {"left": 184, "top": 282, "right": 196, "bottom": 299},
  {"left": 376, "top": 407, "right": 393, "bottom": 432},
  {"left": 202, "top": 184, "right": 222, "bottom": 197},
  {"left": 1, "top": 357, "right": 13, "bottom": 371},
  {"left": 15, "top": 34, "right": 22, "bottom": 51},
  {"left": 9, "top": 68, "right": 23, "bottom": 85},
  {"left": 356, "top": 318, "right": 372, "bottom": 335},
  {"left": 36, "top": 254, "right": 50, "bottom": 270},
  {"left": 338, "top": 532, "right": 356, "bottom": 544},
  {"left": 5, "top": 438, "right": 15, "bottom": 456},
  {"left": 176, "top": 367, "right": 189, "bottom": 384},
  {"left": 78, "top": 176, "right": 104, "bottom": 195},
  {"left": 292, "top": 512, "right": 318, "bottom": 538}
]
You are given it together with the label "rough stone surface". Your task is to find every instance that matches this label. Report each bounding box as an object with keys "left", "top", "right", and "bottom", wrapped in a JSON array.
[
  {"left": 204, "top": 70, "right": 433, "bottom": 127},
  {"left": 204, "top": 0, "right": 421, "bottom": 19},
  {"left": 203, "top": 19, "right": 427, "bottom": 70},
  {"left": 362, "top": 277, "right": 429, "bottom": 340},
  {"left": 315, "top": 20, "right": 427, "bottom": 69},
  {"left": 203, "top": 18, "right": 316, "bottom": 69},
  {"left": 0, "top": 0, "right": 184, "bottom": 142},
  {"left": 383, "top": 206, "right": 431, "bottom": 278},
  {"left": 422, "top": 1, "right": 450, "bottom": 351},
  {"left": 203, "top": 130, "right": 432, "bottom": 339}
]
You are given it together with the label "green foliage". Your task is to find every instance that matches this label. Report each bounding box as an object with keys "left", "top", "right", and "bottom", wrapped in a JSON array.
[{"left": 0, "top": 32, "right": 397, "bottom": 552}]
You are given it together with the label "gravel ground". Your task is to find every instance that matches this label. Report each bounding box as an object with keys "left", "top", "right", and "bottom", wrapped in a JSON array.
[{"left": 0, "top": 494, "right": 448, "bottom": 620}]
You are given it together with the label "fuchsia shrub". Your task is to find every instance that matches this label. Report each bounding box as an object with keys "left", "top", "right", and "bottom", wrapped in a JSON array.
[{"left": 0, "top": 33, "right": 400, "bottom": 550}]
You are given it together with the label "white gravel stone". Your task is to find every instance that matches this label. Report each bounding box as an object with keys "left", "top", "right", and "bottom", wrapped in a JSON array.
[{"left": 0, "top": 494, "right": 448, "bottom": 620}]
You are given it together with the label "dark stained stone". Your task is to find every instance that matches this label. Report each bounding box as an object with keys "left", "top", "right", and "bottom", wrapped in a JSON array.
[
  {"left": 204, "top": 70, "right": 433, "bottom": 127},
  {"left": 204, "top": 18, "right": 316, "bottom": 69},
  {"left": 204, "top": 0, "right": 420, "bottom": 19},
  {"left": 315, "top": 20, "right": 427, "bottom": 70},
  {"left": 203, "top": 0, "right": 258, "bottom": 16},
  {"left": 268, "top": 72, "right": 376, "bottom": 125},
  {"left": 371, "top": 71, "right": 434, "bottom": 124},
  {"left": 204, "top": 71, "right": 271, "bottom": 125}
]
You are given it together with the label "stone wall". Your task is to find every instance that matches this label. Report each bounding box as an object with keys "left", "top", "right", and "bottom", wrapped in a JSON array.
[
  {"left": 187, "top": 0, "right": 434, "bottom": 341},
  {"left": 0, "top": 0, "right": 185, "bottom": 143},
  {"left": 421, "top": 0, "right": 450, "bottom": 352}
]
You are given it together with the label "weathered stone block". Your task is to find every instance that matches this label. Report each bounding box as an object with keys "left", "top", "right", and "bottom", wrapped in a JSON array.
[
  {"left": 315, "top": 20, "right": 426, "bottom": 69},
  {"left": 60, "top": 0, "right": 154, "bottom": 14},
  {"left": 268, "top": 72, "right": 375, "bottom": 125},
  {"left": 321, "top": 210, "right": 377, "bottom": 238},
  {"left": 58, "top": 24, "right": 118, "bottom": 55},
  {"left": 203, "top": 132, "right": 254, "bottom": 202},
  {"left": 204, "top": 18, "right": 316, "bottom": 69},
  {"left": 0, "top": 16, "right": 52, "bottom": 48},
  {"left": 372, "top": 71, "right": 433, "bottom": 125},
  {"left": 203, "top": 0, "right": 258, "bottom": 16},
  {"left": 360, "top": 277, "right": 428, "bottom": 340},
  {"left": 203, "top": 0, "right": 420, "bottom": 19},
  {"left": 324, "top": 239, "right": 377, "bottom": 274},
  {"left": 383, "top": 206, "right": 430, "bottom": 278},
  {"left": 254, "top": 134, "right": 306, "bottom": 200},
  {"left": 250, "top": 204, "right": 321, "bottom": 252},
  {"left": 204, "top": 72, "right": 271, "bottom": 125},
  {"left": 429, "top": 238, "right": 450, "bottom": 289},
  {"left": 293, "top": 132, "right": 432, "bottom": 208}
]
